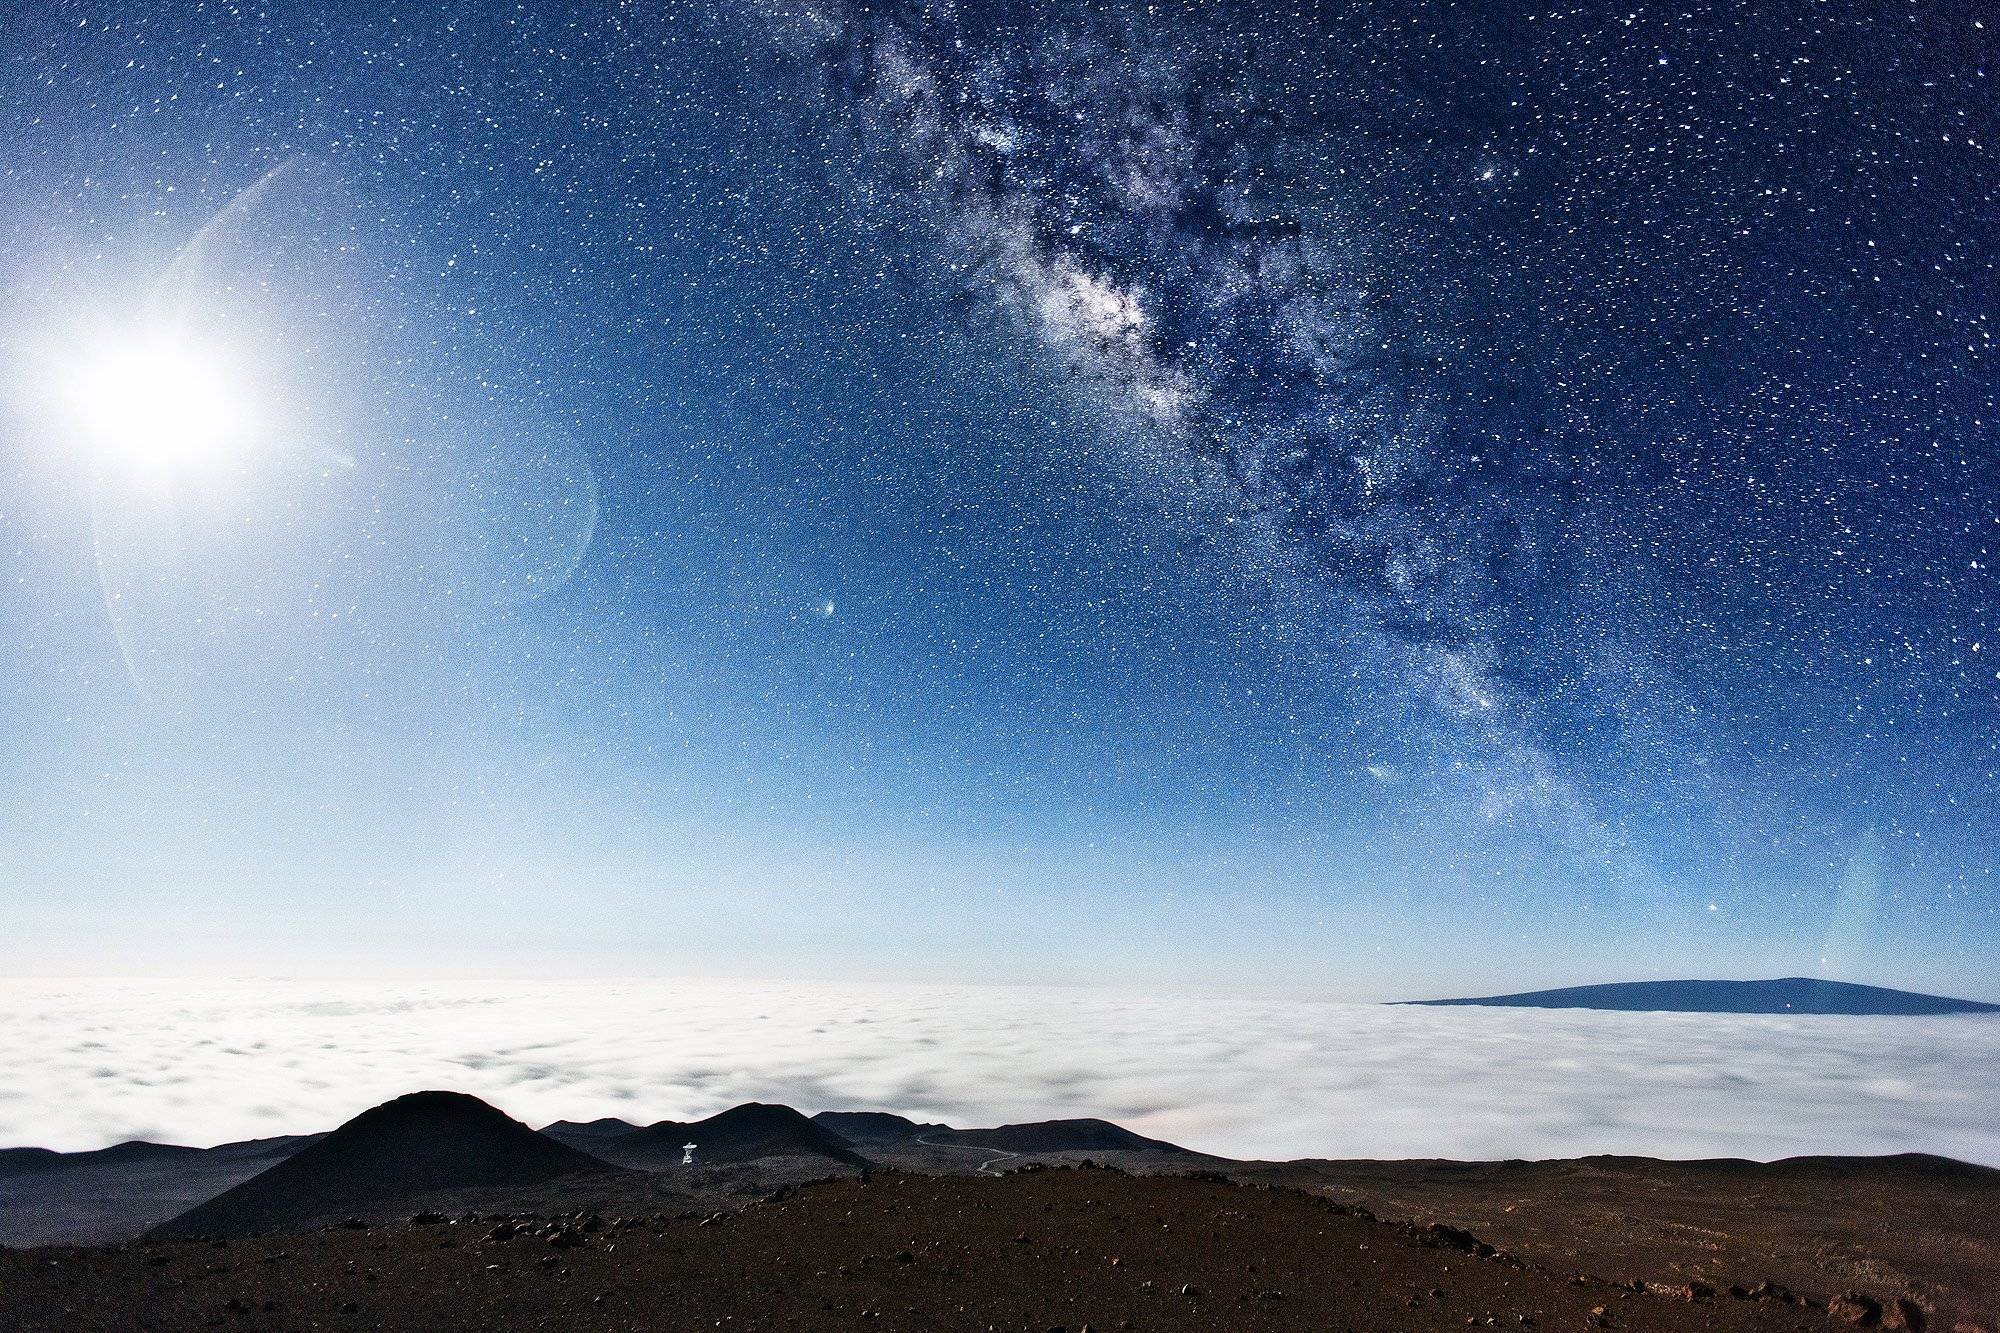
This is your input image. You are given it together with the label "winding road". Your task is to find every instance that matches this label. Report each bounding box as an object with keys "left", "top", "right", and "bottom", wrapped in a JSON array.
[{"left": 915, "top": 1136, "right": 1021, "bottom": 1177}]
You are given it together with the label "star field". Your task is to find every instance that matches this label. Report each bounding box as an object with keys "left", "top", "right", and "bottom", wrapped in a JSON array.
[{"left": 0, "top": 0, "right": 1992, "bottom": 991}]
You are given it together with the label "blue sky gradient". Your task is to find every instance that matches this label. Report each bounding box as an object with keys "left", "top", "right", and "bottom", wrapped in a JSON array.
[{"left": 0, "top": 0, "right": 1993, "bottom": 997}]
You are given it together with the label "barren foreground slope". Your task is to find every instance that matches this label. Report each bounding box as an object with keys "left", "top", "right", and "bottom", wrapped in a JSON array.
[
  {"left": 1250, "top": 1153, "right": 1998, "bottom": 1333},
  {"left": 1, "top": 1167, "right": 1862, "bottom": 1333}
]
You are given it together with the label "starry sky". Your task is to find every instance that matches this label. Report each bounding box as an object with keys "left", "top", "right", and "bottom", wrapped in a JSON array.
[{"left": 0, "top": 0, "right": 1993, "bottom": 996}]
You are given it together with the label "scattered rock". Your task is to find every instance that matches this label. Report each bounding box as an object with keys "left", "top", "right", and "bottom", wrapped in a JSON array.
[
  {"left": 1830, "top": 1292, "right": 1884, "bottom": 1326},
  {"left": 1885, "top": 1297, "right": 1927, "bottom": 1332},
  {"left": 1880, "top": 1296, "right": 1928, "bottom": 1328},
  {"left": 1422, "top": 1223, "right": 1497, "bottom": 1258}
]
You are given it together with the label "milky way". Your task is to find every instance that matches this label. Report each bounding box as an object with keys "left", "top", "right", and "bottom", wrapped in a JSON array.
[
  {"left": 0, "top": 0, "right": 1992, "bottom": 985},
  {"left": 756, "top": 0, "right": 1997, "bottom": 888}
]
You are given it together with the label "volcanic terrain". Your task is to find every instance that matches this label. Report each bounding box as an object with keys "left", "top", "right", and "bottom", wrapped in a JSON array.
[
  {"left": 3, "top": 1091, "right": 1993, "bottom": 1331},
  {"left": 146, "top": 1092, "right": 619, "bottom": 1241},
  {"left": 0, "top": 1167, "right": 1875, "bottom": 1333}
]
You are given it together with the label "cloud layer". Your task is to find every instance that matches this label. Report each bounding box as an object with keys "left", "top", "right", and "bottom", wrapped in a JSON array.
[{"left": 2, "top": 979, "right": 1993, "bottom": 1165}]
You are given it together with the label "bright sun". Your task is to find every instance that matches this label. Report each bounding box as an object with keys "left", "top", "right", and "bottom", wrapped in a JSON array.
[{"left": 58, "top": 332, "right": 260, "bottom": 469}]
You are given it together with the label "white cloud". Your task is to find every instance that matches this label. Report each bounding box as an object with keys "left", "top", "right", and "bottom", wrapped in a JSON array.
[{"left": 1, "top": 979, "right": 1994, "bottom": 1166}]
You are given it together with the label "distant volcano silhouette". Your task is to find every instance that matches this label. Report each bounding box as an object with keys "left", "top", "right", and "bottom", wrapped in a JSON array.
[
  {"left": 1399, "top": 978, "right": 2000, "bottom": 1015},
  {"left": 811, "top": 1111, "right": 953, "bottom": 1144},
  {"left": 538, "top": 1116, "right": 642, "bottom": 1140},
  {"left": 0, "top": 1147, "right": 62, "bottom": 1178},
  {"left": 932, "top": 1119, "right": 1187, "bottom": 1154},
  {"left": 574, "top": 1103, "right": 871, "bottom": 1169},
  {"left": 149, "top": 1091, "right": 616, "bottom": 1239}
]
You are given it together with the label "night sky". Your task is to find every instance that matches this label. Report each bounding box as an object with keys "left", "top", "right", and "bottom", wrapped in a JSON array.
[{"left": 0, "top": 0, "right": 1993, "bottom": 994}]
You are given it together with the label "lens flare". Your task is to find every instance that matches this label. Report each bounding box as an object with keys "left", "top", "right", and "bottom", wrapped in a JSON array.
[{"left": 58, "top": 332, "right": 259, "bottom": 468}]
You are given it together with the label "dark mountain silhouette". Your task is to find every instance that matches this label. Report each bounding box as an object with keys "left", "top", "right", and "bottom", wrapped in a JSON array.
[
  {"left": 1399, "top": 977, "right": 2000, "bottom": 1015},
  {"left": 1, "top": 1133, "right": 324, "bottom": 1248},
  {"left": 0, "top": 1140, "right": 212, "bottom": 1184},
  {"left": 933, "top": 1118, "right": 1188, "bottom": 1154},
  {"left": 147, "top": 1092, "right": 617, "bottom": 1239},
  {"left": 539, "top": 1117, "right": 642, "bottom": 1141},
  {"left": 68, "top": 1141, "right": 205, "bottom": 1168},
  {"left": 2, "top": 1133, "right": 314, "bottom": 1183},
  {"left": 1584, "top": 1151, "right": 2000, "bottom": 1186},
  {"left": 202, "top": 1133, "right": 327, "bottom": 1163},
  {"left": 0, "top": 1132, "right": 313, "bottom": 1183},
  {"left": 811, "top": 1111, "right": 953, "bottom": 1144},
  {"left": 589, "top": 1103, "right": 869, "bottom": 1169},
  {"left": 0, "top": 1146, "right": 61, "bottom": 1178}
]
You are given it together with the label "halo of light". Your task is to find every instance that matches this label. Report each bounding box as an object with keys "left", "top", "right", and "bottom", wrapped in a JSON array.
[{"left": 60, "top": 331, "right": 259, "bottom": 469}]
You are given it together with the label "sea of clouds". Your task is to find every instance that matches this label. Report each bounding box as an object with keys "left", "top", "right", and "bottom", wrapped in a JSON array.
[{"left": 1, "top": 978, "right": 1994, "bottom": 1164}]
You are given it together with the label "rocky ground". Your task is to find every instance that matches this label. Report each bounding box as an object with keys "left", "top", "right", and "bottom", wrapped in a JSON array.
[
  {"left": 0, "top": 1165, "right": 1903, "bottom": 1332},
  {"left": 1240, "top": 1154, "right": 1998, "bottom": 1333}
]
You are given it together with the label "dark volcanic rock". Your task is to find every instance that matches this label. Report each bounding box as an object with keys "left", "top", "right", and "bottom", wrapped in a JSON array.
[
  {"left": 1830, "top": 1292, "right": 1884, "bottom": 1325},
  {"left": 0, "top": 1170, "right": 1848, "bottom": 1333},
  {"left": 1250, "top": 1153, "right": 1998, "bottom": 1333},
  {"left": 1398, "top": 978, "right": 2000, "bottom": 1015},
  {"left": 1419, "top": 1221, "right": 1496, "bottom": 1257},
  {"left": 147, "top": 1092, "right": 618, "bottom": 1240},
  {"left": 595, "top": 1103, "right": 870, "bottom": 1169}
]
